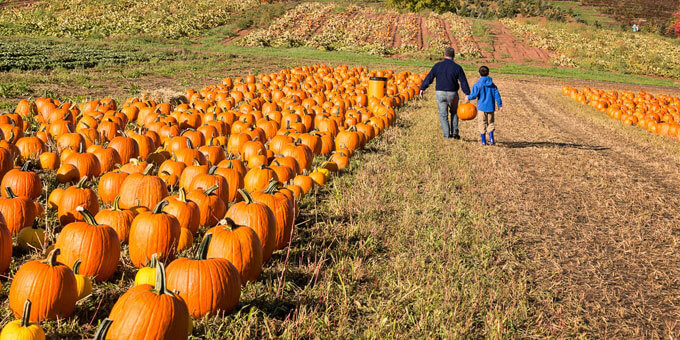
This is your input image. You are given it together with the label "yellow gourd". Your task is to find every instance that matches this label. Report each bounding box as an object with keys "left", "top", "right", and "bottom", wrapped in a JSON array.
[
  {"left": 17, "top": 226, "right": 46, "bottom": 251},
  {"left": 134, "top": 253, "right": 158, "bottom": 286},
  {"left": 0, "top": 300, "right": 45, "bottom": 340},
  {"left": 73, "top": 259, "right": 93, "bottom": 301}
]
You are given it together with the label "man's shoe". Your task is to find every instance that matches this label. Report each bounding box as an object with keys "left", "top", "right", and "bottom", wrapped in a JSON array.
[
  {"left": 480, "top": 134, "right": 487, "bottom": 145},
  {"left": 452, "top": 134, "right": 461, "bottom": 140},
  {"left": 488, "top": 131, "right": 495, "bottom": 145}
]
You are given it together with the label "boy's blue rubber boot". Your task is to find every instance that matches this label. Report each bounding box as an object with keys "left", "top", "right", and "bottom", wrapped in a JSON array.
[
  {"left": 480, "top": 134, "right": 487, "bottom": 145},
  {"left": 488, "top": 131, "right": 495, "bottom": 145}
]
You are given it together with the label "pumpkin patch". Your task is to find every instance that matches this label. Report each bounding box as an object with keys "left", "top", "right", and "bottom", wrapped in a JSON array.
[
  {"left": 0, "top": 65, "right": 423, "bottom": 338},
  {"left": 563, "top": 86, "right": 680, "bottom": 138}
]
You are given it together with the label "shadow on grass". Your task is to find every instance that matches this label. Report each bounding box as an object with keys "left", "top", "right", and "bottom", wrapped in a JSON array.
[{"left": 498, "top": 141, "right": 609, "bottom": 150}]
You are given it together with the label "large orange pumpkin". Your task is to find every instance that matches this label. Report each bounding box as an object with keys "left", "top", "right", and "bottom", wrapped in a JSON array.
[
  {"left": 226, "top": 189, "right": 277, "bottom": 262},
  {"left": 206, "top": 218, "right": 263, "bottom": 284},
  {"left": 55, "top": 206, "right": 120, "bottom": 282},
  {"left": 457, "top": 103, "right": 478, "bottom": 120},
  {"left": 128, "top": 200, "right": 181, "bottom": 268},
  {"left": 166, "top": 233, "right": 241, "bottom": 318},
  {"left": 106, "top": 260, "right": 190, "bottom": 339},
  {"left": 8, "top": 249, "right": 78, "bottom": 322}
]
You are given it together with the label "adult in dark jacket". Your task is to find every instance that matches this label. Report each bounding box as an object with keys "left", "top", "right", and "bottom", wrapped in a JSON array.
[{"left": 419, "top": 47, "right": 471, "bottom": 139}]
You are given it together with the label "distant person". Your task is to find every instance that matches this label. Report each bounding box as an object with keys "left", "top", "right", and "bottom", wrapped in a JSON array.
[
  {"left": 464, "top": 66, "right": 502, "bottom": 145},
  {"left": 632, "top": 24, "right": 639, "bottom": 32},
  {"left": 419, "top": 47, "right": 471, "bottom": 139}
]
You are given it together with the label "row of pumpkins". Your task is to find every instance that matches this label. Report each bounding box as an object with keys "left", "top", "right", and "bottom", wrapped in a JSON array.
[
  {"left": 0, "top": 64, "right": 426, "bottom": 339},
  {"left": 562, "top": 86, "right": 680, "bottom": 137}
]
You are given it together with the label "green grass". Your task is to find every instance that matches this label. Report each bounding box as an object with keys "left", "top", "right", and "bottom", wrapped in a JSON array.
[
  {"left": 0, "top": 37, "right": 178, "bottom": 71},
  {"left": 497, "top": 64, "right": 680, "bottom": 88}
]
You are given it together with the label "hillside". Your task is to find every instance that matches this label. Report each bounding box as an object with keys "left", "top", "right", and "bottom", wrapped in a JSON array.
[{"left": 578, "top": 0, "right": 679, "bottom": 32}]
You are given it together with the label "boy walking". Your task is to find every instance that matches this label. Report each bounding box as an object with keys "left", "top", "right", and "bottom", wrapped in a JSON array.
[{"left": 465, "top": 66, "right": 502, "bottom": 145}]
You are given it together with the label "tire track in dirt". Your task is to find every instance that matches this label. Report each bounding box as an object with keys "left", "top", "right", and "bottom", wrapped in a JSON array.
[
  {"left": 440, "top": 19, "right": 460, "bottom": 52},
  {"left": 418, "top": 16, "right": 426, "bottom": 50},
  {"left": 458, "top": 79, "right": 680, "bottom": 338},
  {"left": 389, "top": 19, "right": 400, "bottom": 50}
]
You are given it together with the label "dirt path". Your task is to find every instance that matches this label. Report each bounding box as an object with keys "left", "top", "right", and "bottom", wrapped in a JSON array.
[
  {"left": 475, "top": 22, "right": 553, "bottom": 66},
  {"left": 444, "top": 78, "right": 680, "bottom": 337}
]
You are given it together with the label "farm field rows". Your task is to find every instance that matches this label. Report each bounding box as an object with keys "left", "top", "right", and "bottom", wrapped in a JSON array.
[
  {"left": 238, "top": 2, "right": 483, "bottom": 58},
  {"left": 0, "top": 0, "right": 261, "bottom": 39}
]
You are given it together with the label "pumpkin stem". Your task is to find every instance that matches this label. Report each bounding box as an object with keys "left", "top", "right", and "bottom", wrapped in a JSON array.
[
  {"left": 146, "top": 253, "right": 158, "bottom": 268},
  {"left": 238, "top": 188, "right": 254, "bottom": 204},
  {"left": 142, "top": 163, "right": 154, "bottom": 176},
  {"left": 204, "top": 185, "right": 219, "bottom": 196},
  {"left": 20, "top": 299, "right": 32, "bottom": 328},
  {"left": 4, "top": 187, "right": 16, "bottom": 199},
  {"left": 20, "top": 159, "right": 31, "bottom": 172},
  {"left": 76, "top": 206, "right": 98, "bottom": 225},
  {"left": 264, "top": 179, "right": 280, "bottom": 194},
  {"left": 152, "top": 200, "right": 169, "bottom": 214},
  {"left": 92, "top": 319, "right": 113, "bottom": 340},
  {"left": 44, "top": 248, "right": 60, "bottom": 266},
  {"left": 192, "top": 159, "right": 201, "bottom": 166},
  {"left": 186, "top": 139, "right": 193, "bottom": 149},
  {"left": 208, "top": 165, "right": 218, "bottom": 175},
  {"left": 152, "top": 259, "right": 172, "bottom": 296},
  {"left": 73, "top": 259, "right": 82, "bottom": 275},
  {"left": 112, "top": 196, "right": 122, "bottom": 211},
  {"left": 76, "top": 176, "right": 88, "bottom": 188},
  {"left": 218, "top": 218, "right": 238, "bottom": 230},
  {"left": 178, "top": 188, "right": 187, "bottom": 202},
  {"left": 197, "top": 233, "right": 212, "bottom": 260}
]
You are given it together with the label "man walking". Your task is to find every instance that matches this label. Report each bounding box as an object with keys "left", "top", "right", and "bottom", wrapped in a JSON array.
[{"left": 419, "top": 47, "right": 471, "bottom": 139}]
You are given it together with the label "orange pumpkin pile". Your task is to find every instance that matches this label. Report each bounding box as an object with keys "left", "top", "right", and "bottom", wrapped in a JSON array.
[
  {"left": 0, "top": 64, "right": 426, "bottom": 338},
  {"left": 563, "top": 86, "right": 680, "bottom": 137}
]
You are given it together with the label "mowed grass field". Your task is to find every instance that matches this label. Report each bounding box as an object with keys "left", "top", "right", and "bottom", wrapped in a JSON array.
[{"left": 2, "top": 0, "right": 680, "bottom": 338}]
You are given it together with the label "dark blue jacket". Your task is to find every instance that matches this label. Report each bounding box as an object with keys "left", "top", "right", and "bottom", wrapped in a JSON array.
[
  {"left": 466, "top": 76, "right": 502, "bottom": 112},
  {"left": 419, "top": 58, "right": 470, "bottom": 95}
]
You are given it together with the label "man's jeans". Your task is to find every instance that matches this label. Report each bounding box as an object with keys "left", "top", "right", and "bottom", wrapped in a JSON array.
[{"left": 435, "top": 91, "right": 459, "bottom": 137}]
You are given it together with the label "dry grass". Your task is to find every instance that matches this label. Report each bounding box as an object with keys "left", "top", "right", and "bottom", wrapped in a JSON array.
[{"left": 461, "top": 77, "right": 680, "bottom": 338}]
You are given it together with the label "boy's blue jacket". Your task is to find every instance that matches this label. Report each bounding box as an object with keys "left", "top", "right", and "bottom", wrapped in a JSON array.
[{"left": 466, "top": 76, "right": 502, "bottom": 112}]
